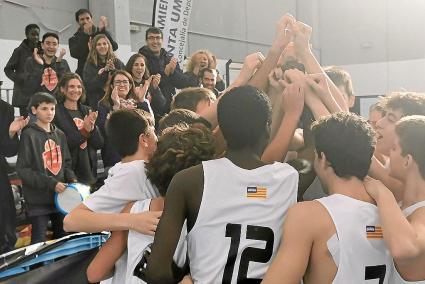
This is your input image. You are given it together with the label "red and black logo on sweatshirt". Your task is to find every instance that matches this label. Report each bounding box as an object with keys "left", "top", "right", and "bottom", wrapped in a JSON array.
[{"left": 42, "top": 139, "right": 62, "bottom": 175}]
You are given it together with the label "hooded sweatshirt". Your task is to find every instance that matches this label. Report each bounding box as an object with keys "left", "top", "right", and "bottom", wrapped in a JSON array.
[
  {"left": 16, "top": 122, "right": 76, "bottom": 208},
  {"left": 4, "top": 39, "right": 34, "bottom": 107}
]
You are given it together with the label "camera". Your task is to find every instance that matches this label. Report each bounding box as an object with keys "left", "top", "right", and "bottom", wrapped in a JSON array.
[{"left": 36, "top": 41, "right": 43, "bottom": 55}]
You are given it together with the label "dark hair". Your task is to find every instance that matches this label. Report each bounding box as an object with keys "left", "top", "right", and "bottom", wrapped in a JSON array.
[
  {"left": 312, "top": 112, "right": 375, "bottom": 180},
  {"left": 382, "top": 92, "right": 425, "bottom": 117},
  {"left": 99, "top": 70, "right": 137, "bottom": 108},
  {"left": 145, "top": 27, "right": 163, "bottom": 40},
  {"left": 55, "top": 73, "right": 86, "bottom": 104},
  {"left": 198, "top": 68, "right": 217, "bottom": 81},
  {"left": 125, "top": 53, "right": 150, "bottom": 80},
  {"left": 217, "top": 85, "right": 271, "bottom": 150},
  {"left": 105, "top": 109, "right": 152, "bottom": 157},
  {"left": 25, "top": 24, "right": 40, "bottom": 36},
  {"left": 395, "top": 115, "right": 425, "bottom": 179},
  {"left": 324, "top": 66, "right": 354, "bottom": 98},
  {"left": 29, "top": 92, "right": 57, "bottom": 109},
  {"left": 171, "top": 87, "right": 215, "bottom": 112},
  {"left": 42, "top": 32, "right": 59, "bottom": 43},
  {"left": 75, "top": 8, "right": 92, "bottom": 22},
  {"left": 158, "top": 109, "right": 211, "bottom": 134},
  {"left": 146, "top": 125, "right": 216, "bottom": 195}
]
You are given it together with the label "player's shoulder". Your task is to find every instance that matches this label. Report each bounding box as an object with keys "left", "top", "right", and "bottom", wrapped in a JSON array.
[
  {"left": 286, "top": 201, "right": 333, "bottom": 233},
  {"left": 172, "top": 164, "right": 204, "bottom": 186}
]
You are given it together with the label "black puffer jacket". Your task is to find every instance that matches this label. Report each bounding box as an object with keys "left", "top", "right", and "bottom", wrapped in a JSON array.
[{"left": 138, "top": 46, "right": 192, "bottom": 113}]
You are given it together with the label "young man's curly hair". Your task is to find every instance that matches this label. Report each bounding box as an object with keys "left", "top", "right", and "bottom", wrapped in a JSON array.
[{"left": 146, "top": 125, "right": 216, "bottom": 195}]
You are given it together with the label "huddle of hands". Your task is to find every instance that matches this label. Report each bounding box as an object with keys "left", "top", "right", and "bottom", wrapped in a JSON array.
[{"left": 236, "top": 13, "right": 333, "bottom": 116}]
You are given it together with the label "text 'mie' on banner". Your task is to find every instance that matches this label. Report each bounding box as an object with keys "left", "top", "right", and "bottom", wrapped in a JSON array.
[{"left": 154, "top": 0, "right": 193, "bottom": 63}]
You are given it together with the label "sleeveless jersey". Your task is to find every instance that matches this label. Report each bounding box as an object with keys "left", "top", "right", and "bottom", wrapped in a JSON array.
[
  {"left": 317, "top": 194, "right": 393, "bottom": 284},
  {"left": 126, "top": 199, "right": 187, "bottom": 284},
  {"left": 390, "top": 200, "right": 425, "bottom": 284},
  {"left": 187, "top": 158, "right": 298, "bottom": 283}
]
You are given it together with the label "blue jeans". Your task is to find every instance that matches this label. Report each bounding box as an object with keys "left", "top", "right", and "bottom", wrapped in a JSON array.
[{"left": 29, "top": 213, "right": 66, "bottom": 244}]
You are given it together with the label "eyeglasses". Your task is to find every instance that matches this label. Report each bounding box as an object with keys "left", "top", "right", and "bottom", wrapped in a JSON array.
[
  {"left": 113, "top": 80, "right": 129, "bottom": 85},
  {"left": 147, "top": 35, "right": 162, "bottom": 41}
]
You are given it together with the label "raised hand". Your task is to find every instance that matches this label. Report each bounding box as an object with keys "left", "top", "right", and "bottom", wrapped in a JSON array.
[
  {"left": 83, "top": 110, "right": 98, "bottom": 132},
  {"left": 272, "top": 13, "right": 296, "bottom": 50},
  {"left": 98, "top": 16, "right": 108, "bottom": 31},
  {"left": 305, "top": 73, "right": 332, "bottom": 98},
  {"left": 9, "top": 116, "right": 29, "bottom": 138},
  {"left": 280, "top": 78, "right": 305, "bottom": 115},
  {"left": 293, "top": 21, "right": 313, "bottom": 56},
  {"left": 164, "top": 57, "right": 177, "bottom": 76},
  {"left": 57, "top": 48, "right": 66, "bottom": 62},
  {"left": 105, "top": 59, "right": 115, "bottom": 71},
  {"left": 111, "top": 86, "right": 120, "bottom": 109},
  {"left": 135, "top": 76, "right": 152, "bottom": 102},
  {"left": 151, "top": 74, "right": 161, "bottom": 89},
  {"left": 268, "top": 68, "right": 284, "bottom": 94},
  {"left": 33, "top": 49, "right": 44, "bottom": 65}
]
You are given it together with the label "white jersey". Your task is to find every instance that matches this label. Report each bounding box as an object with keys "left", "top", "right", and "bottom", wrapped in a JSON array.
[
  {"left": 390, "top": 200, "right": 425, "bottom": 284},
  {"left": 187, "top": 158, "right": 298, "bottom": 283},
  {"left": 317, "top": 194, "right": 393, "bottom": 284},
  {"left": 126, "top": 199, "right": 187, "bottom": 284}
]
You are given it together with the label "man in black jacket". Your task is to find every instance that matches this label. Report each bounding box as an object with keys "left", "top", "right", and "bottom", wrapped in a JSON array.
[
  {"left": 139, "top": 27, "right": 192, "bottom": 115},
  {"left": 4, "top": 24, "right": 40, "bottom": 116},
  {"left": 69, "top": 9, "right": 118, "bottom": 76},
  {"left": 0, "top": 99, "right": 29, "bottom": 253}
]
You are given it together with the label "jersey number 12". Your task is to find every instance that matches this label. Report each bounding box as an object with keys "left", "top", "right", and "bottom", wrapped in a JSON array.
[{"left": 222, "top": 223, "right": 274, "bottom": 284}]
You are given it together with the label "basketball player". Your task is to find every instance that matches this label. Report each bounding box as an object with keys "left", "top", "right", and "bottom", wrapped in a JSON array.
[
  {"left": 263, "top": 112, "right": 393, "bottom": 284},
  {"left": 142, "top": 85, "right": 301, "bottom": 283},
  {"left": 366, "top": 115, "right": 425, "bottom": 283}
]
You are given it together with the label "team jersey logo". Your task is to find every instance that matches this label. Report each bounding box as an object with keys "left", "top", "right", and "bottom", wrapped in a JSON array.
[
  {"left": 73, "top": 118, "right": 87, "bottom": 149},
  {"left": 366, "top": 225, "right": 383, "bottom": 239},
  {"left": 42, "top": 139, "right": 62, "bottom": 175},
  {"left": 41, "top": 67, "right": 58, "bottom": 91},
  {"left": 246, "top": 186, "right": 267, "bottom": 199}
]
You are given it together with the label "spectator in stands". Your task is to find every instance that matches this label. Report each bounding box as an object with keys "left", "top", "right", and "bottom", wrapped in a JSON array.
[
  {"left": 69, "top": 9, "right": 118, "bottom": 77},
  {"left": 185, "top": 50, "right": 225, "bottom": 92},
  {"left": 0, "top": 98, "right": 28, "bottom": 253},
  {"left": 138, "top": 27, "right": 192, "bottom": 113},
  {"left": 97, "top": 70, "right": 152, "bottom": 168},
  {"left": 199, "top": 68, "right": 220, "bottom": 97},
  {"left": 23, "top": 32, "right": 70, "bottom": 104},
  {"left": 4, "top": 24, "right": 40, "bottom": 116},
  {"left": 171, "top": 87, "right": 216, "bottom": 114},
  {"left": 125, "top": 53, "right": 167, "bottom": 120},
  {"left": 17, "top": 93, "right": 77, "bottom": 244},
  {"left": 83, "top": 34, "right": 125, "bottom": 110},
  {"left": 53, "top": 73, "right": 104, "bottom": 186}
]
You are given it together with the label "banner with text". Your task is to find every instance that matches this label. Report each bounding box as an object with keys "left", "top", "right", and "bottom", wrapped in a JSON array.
[{"left": 154, "top": 0, "right": 192, "bottom": 63}]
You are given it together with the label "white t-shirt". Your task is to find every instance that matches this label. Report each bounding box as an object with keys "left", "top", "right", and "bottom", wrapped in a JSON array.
[
  {"left": 187, "top": 158, "right": 298, "bottom": 283},
  {"left": 126, "top": 199, "right": 187, "bottom": 284},
  {"left": 84, "top": 160, "right": 159, "bottom": 284}
]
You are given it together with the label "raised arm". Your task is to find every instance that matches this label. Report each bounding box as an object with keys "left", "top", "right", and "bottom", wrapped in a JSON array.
[
  {"left": 293, "top": 21, "right": 348, "bottom": 112},
  {"left": 365, "top": 179, "right": 425, "bottom": 261},
  {"left": 262, "top": 70, "right": 305, "bottom": 163},
  {"left": 248, "top": 13, "right": 294, "bottom": 92},
  {"left": 368, "top": 156, "right": 404, "bottom": 201}
]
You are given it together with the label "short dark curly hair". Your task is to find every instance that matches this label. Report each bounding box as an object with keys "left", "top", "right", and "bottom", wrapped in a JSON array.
[
  {"left": 146, "top": 125, "right": 216, "bottom": 195},
  {"left": 312, "top": 112, "right": 375, "bottom": 180},
  {"left": 217, "top": 85, "right": 271, "bottom": 150}
]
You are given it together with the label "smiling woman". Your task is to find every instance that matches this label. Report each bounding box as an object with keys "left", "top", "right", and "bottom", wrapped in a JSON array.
[
  {"left": 82, "top": 34, "right": 126, "bottom": 111},
  {"left": 53, "top": 73, "right": 104, "bottom": 186}
]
